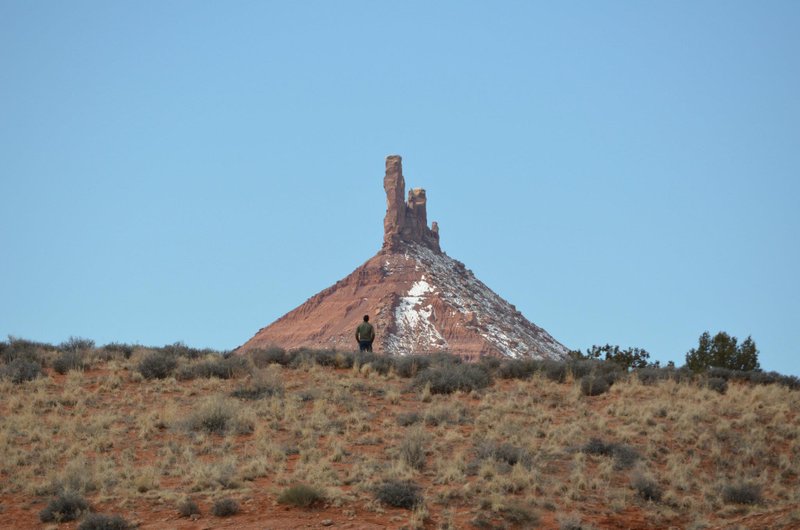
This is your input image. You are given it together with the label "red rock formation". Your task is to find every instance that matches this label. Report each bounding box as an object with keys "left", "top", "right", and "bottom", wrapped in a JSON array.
[{"left": 238, "top": 155, "right": 568, "bottom": 360}]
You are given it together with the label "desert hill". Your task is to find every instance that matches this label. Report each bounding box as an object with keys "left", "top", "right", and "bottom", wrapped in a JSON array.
[
  {"left": 1, "top": 340, "right": 799, "bottom": 529},
  {"left": 239, "top": 155, "right": 568, "bottom": 360}
]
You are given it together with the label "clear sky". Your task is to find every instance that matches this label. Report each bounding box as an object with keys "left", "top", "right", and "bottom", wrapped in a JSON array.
[{"left": 1, "top": 1, "right": 798, "bottom": 375}]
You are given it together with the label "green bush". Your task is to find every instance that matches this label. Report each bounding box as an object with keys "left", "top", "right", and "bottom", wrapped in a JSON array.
[
  {"left": 394, "top": 355, "right": 431, "bottom": 377},
  {"left": 496, "top": 359, "right": 541, "bottom": 380},
  {"left": 374, "top": 480, "right": 422, "bottom": 509},
  {"left": 39, "top": 492, "right": 88, "bottom": 522},
  {"left": 277, "top": 484, "right": 325, "bottom": 508},
  {"left": 77, "top": 514, "right": 131, "bottom": 530},
  {"left": 686, "top": 331, "right": 760, "bottom": 373},
  {"left": 399, "top": 430, "right": 427, "bottom": 470},
  {"left": 100, "top": 342, "right": 135, "bottom": 359},
  {"left": 176, "top": 356, "right": 250, "bottom": 381},
  {"left": 396, "top": 412, "right": 421, "bottom": 426}
]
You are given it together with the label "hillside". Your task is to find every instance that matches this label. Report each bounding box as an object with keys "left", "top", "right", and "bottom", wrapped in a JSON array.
[{"left": 1, "top": 343, "right": 799, "bottom": 529}]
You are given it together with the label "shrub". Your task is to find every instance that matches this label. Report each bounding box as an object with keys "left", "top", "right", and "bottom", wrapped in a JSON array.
[
  {"left": 185, "top": 397, "right": 253, "bottom": 434},
  {"left": 2, "top": 358, "right": 43, "bottom": 383},
  {"left": 498, "top": 503, "right": 539, "bottom": 525},
  {"left": 177, "top": 356, "right": 250, "bottom": 381},
  {"left": 161, "top": 341, "right": 209, "bottom": 359},
  {"left": 558, "top": 513, "right": 596, "bottom": 530},
  {"left": 53, "top": 351, "right": 85, "bottom": 374},
  {"left": 542, "top": 360, "right": 568, "bottom": 382},
  {"left": 580, "top": 375, "right": 610, "bottom": 396},
  {"left": 497, "top": 359, "right": 541, "bottom": 380},
  {"left": 399, "top": 430, "right": 427, "bottom": 470},
  {"left": 476, "top": 441, "right": 531, "bottom": 468},
  {"left": 39, "top": 492, "right": 89, "bottom": 522},
  {"left": 138, "top": 351, "right": 178, "bottom": 379},
  {"left": 77, "top": 514, "right": 131, "bottom": 530},
  {"left": 230, "top": 377, "right": 283, "bottom": 400},
  {"left": 582, "top": 438, "right": 639, "bottom": 470},
  {"left": 413, "top": 364, "right": 491, "bottom": 394},
  {"left": 394, "top": 355, "right": 431, "bottom": 377},
  {"left": 706, "top": 377, "right": 728, "bottom": 394},
  {"left": 374, "top": 480, "right": 422, "bottom": 509},
  {"left": 59, "top": 336, "right": 95, "bottom": 353},
  {"left": 250, "top": 346, "right": 289, "bottom": 367},
  {"left": 631, "top": 473, "right": 662, "bottom": 502},
  {"left": 100, "top": 342, "right": 135, "bottom": 359},
  {"left": 396, "top": 412, "right": 421, "bottom": 426},
  {"left": 178, "top": 499, "right": 201, "bottom": 517},
  {"left": 722, "top": 482, "right": 762, "bottom": 505},
  {"left": 2, "top": 336, "right": 53, "bottom": 364},
  {"left": 686, "top": 331, "right": 760, "bottom": 373},
  {"left": 211, "top": 497, "right": 240, "bottom": 516},
  {"left": 277, "top": 484, "right": 325, "bottom": 507}
]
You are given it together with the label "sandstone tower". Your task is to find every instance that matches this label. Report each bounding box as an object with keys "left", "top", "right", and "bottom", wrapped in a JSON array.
[{"left": 238, "top": 155, "right": 568, "bottom": 360}]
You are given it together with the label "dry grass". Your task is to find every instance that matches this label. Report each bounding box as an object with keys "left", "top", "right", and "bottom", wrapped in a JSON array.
[{"left": 0, "top": 349, "right": 798, "bottom": 528}]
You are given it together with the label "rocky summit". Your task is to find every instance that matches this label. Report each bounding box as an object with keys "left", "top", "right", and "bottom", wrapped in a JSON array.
[{"left": 238, "top": 155, "right": 569, "bottom": 360}]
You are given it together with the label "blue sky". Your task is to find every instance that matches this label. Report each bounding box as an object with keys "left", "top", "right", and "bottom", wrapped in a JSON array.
[{"left": 1, "top": 1, "right": 798, "bottom": 375}]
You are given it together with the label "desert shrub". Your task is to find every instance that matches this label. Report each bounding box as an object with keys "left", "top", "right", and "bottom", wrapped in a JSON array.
[
  {"left": 423, "top": 403, "right": 470, "bottom": 426},
  {"left": 1, "top": 358, "right": 43, "bottom": 383},
  {"left": 706, "top": 377, "right": 728, "bottom": 394},
  {"left": 59, "top": 336, "right": 95, "bottom": 352},
  {"left": 211, "top": 497, "right": 239, "bottom": 516},
  {"left": 185, "top": 396, "right": 253, "bottom": 434},
  {"left": 277, "top": 484, "right": 325, "bottom": 507},
  {"left": 374, "top": 480, "right": 422, "bottom": 509},
  {"left": 77, "top": 514, "right": 131, "bottom": 530},
  {"left": 397, "top": 411, "right": 421, "bottom": 426},
  {"left": 100, "top": 342, "right": 135, "bottom": 359},
  {"left": 635, "top": 366, "right": 685, "bottom": 385},
  {"left": 394, "top": 355, "right": 431, "bottom": 377},
  {"left": 542, "top": 360, "right": 568, "bottom": 382},
  {"left": 399, "top": 429, "right": 427, "bottom": 470},
  {"left": 178, "top": 499, "right": 201, "bottom": 517},
  {"left": 413, "top": 363, "right": 491, "bottom": 394},
  {"left": 580, "top": 375, "right": 610, "bottom": 396},
  {"left": 138, "top": 351, "right": 177, "bottom": 379},
  {"left": 632, "top": 473, "right": 662, "bottom": 502},
  {"left": 250, "top": 346, "right": 290, "bottom": 367},
  {"left": 39, "top": 492, "right": 89, "bottom": 522},
  {"left": 722, "top": 482, "right": 762, "bottom": 505},
  {"left": 498, "top": 503, "right": 539, "bottom": 525},
  {"left": 497, "top": 359, "right": 541, "bottom": 380},
  {"left": 582, "top": 438, "right": 639, "bottom": 470},
  {"left": 53, "top": 351, "right": 85, "bottom": 374},
  {"left": 2, "top": 336, "right": 54, "bottom": 364},
  {"left": 558, "top": 513, "right": 596, "bottom": 530},
  {"left": 160, "top": 341, "right": 210, "bottom": 359},
  {"left": 177, "top": 356, "right": 250, "bottom": 381},
  {"left": 476, "top": 441, "right": 531, "bottom": 468},
  {"left": 230, "top": 376, "right": 283, "bottom": 400}
]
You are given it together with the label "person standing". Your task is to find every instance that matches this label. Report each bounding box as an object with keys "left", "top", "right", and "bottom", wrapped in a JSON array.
[{"left": 355, "top": 315, "right": 375, "bottom": 352}]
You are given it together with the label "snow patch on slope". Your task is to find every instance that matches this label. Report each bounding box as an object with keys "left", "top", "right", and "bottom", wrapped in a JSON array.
[{"left": 386, "top": 277, "right": 448, "bottom": 355}]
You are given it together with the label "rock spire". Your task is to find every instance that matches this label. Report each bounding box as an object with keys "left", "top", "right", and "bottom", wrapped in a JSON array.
[
  {"left": 237, "top": 155, "right": 569, "bottom": 360},
  {"left": 383, "top": 155, "right": 441, "bottom": 252}
]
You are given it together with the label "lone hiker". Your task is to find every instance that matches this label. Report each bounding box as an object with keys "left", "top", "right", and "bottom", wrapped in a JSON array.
[{"left": 355, "top": 315, "right": 375, "bottom": 352}]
